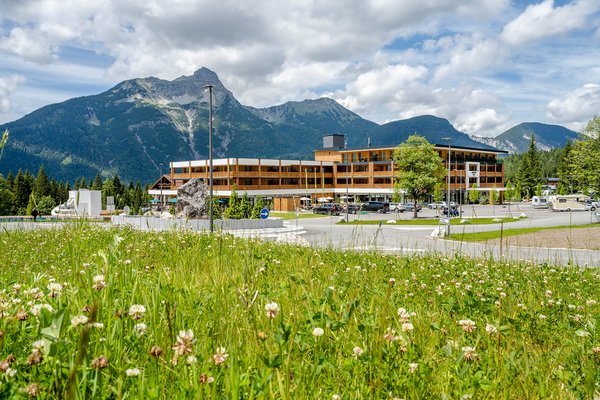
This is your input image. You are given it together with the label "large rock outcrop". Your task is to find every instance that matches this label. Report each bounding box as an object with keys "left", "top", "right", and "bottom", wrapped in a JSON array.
[{"left": 176, "top": 178, "right": 209, "bottom": 219}]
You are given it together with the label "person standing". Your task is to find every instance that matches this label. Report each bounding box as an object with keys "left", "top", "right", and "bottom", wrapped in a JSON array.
[{"left": 31, "top": 207, "right": 39, "bottom": 222}]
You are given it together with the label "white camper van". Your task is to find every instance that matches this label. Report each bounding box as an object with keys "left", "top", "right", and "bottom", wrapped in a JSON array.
[
  {"left": 548, "top": 194, "right": 589, "bottom": 212},
  {"left": 531, "top": 196, "right": 549, "bottom": 209}
]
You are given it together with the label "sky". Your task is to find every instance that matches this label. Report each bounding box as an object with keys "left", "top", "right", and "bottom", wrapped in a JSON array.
[{"left": 1, "top": 0, "right": 599, "bottom": 137}]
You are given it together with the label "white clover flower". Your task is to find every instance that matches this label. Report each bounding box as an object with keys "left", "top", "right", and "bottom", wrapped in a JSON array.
[
  {"left": 30, "top": 303, "right": 54, "bottom": 316},
  {"left": 186, "top": 355, "right": 197, "bottom": 365},
  {"left": 586, "top": 299, "right": 596, "bottom": 306},
  {"left": 352, "top": 346, "right": 363, "bottom": 358},
  {"left": 128, "top": 304, "right": 146, "bottom": 320},
  {"left": 92, "top": 275, "right": 106, "bottom": 290},
  {"left": 133, "top": 323, "right": 147, "bottom": 336},
  {"left": 538, "top": 314, "right": 547, "bottom": 321},
  {"left": 485, "top": 324, "right": 497, "bottom": 334},
  {"left": 47, "top": 282, "right": 63, "bottom": 297},
  {"left": 213, "top": 347, "right": 228, "bottom": 366},
  {"left": 408, "top": 363, "right": 418, "bottom": 373},
  {"left": 32, "top": 340, "right": 45, "bottom": 351},
  {"left": 462, "top": 346, "right": 478, "bottom": 361},
  {"left": 312, "top": 327, "right": 324, "bottom": 337},
  {"left": 71, "top": 315, "right": 88, "bottom": 327},
  {"left": 332, "top": 395, "right": 341, "bottom": 400},
  {"left": 401, "top": 322, "right": 414, "bottom": 332},
  {"left": 90, "top": 322, "right": 104, "bottom": 329},
  {"left": 265, "top": 302, "right": 280, "bottom": 319},
  {"left": 126, "top": 368, "right": 141, "bottom": 377},
  {"left": 458, "top": 319, "right": 476, "bottom": 333}
]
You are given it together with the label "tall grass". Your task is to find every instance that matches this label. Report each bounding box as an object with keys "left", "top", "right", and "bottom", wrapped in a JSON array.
[{"left": 0, "top": 224, "right": 598, "bottom": 398}]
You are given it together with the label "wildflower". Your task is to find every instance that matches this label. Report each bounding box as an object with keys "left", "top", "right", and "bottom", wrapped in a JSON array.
[
  {"left": 126, "top": 368, "right": 141, "bottom": 377},
  {"left": 538, "top": 314, "right": 547, "bottom": 321},
  {"left": 265, "top": 302, "right": 280, "bottom": 319},
  {"left": 133, "top": 323, "right": 147, "bottom": 336},
  {"left": 332, "top": 395, "right": 341, "bottom": 400},
  {"left": 149, "top": 346, "right": 163, "bottom": 358},
  {"left": 591, "top": 346, "right": 600, "bottom": 356},
  {"left": 90, "top": 322, "right": 104, "bottom": 329},
  {"left": 312, "top": 327, "right": 324, "bottom": 337},
  {"left": 186, "top": 355, "right": 197, "bottom": 365},
  {"left": 485, "top": 324, "right": 497, "bottom": 334},
  {"left": 199, "top": 373, "right": 214, "bottom": 384},
  {"left": 586, "top": 299, "right": 597, "bottom": 306},
  {"left": 458, "top": 319, "right": 476, "bottom": 333},
  {"left": 25, "top": 383, "right": 41, "bottom": 397},
  {"left": 173, "top": 329, "right": 195, "bottom": 356},
  {"left": 384, "top": 328, "right": 398, "bottom": 342},
  {"left": 47, "top": 282, "right": 63, "bottom": 298},
  {"left": 462, "top": 346, "right": 479, "bottom": 361},
  {"left": 71, "top": 315, "right": 88, "bottom": 327},
  {"left": 30, "top": 304, "right": 54, "bottom": 316},
  {"left": 29, "top": 288, "right": 43, "bottom": 300},
  {"left": 32, "top": 340, "right": 44, "bottom": 351},
  {"left": 13, "top": 284, "right": 21, "bottom": 294},
  {"left": 27, "top": 350, "right": 43, "bottom": 366},
  {"left": 128, "top": 304, "right": 146, "bottom": 320},
  {"left": 545, "top": 290, "right": 552, "bottom": 297},
  {"left": 213, "top": 347, "right": 228, "bottom": 366},
  {"left": 401, "top": 322, "right": 414, "bottom": 332},
  {"left": 92, "top": 275, "right": 106, "bottom": 290},
  {"left": 397, "top": 308, "right": 410, "bottom": 322},
  {"left": 257, "top": 331, "right": 267, "bottom": 341},
  {"left": 91, "top": 356, "right": 109, "bottom": 369},
  {"left": 352, "top": 346, "right": 363, "bottom": 358},
  {"left": 575, "top": 330, "right": 590, "bottom": 338},
  {"left": 388, "top": 278, "right": 396, "bottom": 286},
  {"left": 15, "top": 308, "right": 29, "bottom": 321},
  {"left": 408, "top": 362, "right": 418, "bottom": 373}
]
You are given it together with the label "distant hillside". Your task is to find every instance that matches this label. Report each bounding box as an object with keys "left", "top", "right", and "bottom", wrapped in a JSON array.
[
  {"left": 4, "top": 67, "right": 572, "bottom": 184},
  {"left": 370, "top": 115, "right": 498, "bottom": 150},
  {"left": 470, "top": 122, "right": 579, "bottom": 154}
]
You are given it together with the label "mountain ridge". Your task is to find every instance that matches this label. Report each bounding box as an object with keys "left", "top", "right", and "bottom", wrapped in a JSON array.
[{"left": 0, "top": 67, "right": 576, "bottom": 182}]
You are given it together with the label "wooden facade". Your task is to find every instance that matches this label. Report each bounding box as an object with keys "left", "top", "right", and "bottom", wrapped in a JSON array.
[{"left": 155, "top": 144, "right": 506, "bottom": 211}]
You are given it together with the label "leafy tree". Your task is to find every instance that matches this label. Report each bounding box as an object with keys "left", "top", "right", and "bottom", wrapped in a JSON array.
[
  {"left": 394, "top": 135, "right": 445, "bottom": 218},
  {"left": 514, "top": 181, "right": 523, "bottom": 202},
  {"left": 468, "top": 184, "right": 480, "bottom": 204},
  {"left": 37, "top": 195, "right": 56, "bottom": 215},
  {"left": 26, "top": 192, "right": 36, "bottom": 216},
  {"left": 561, "top": 116, "right": 600, "bottom": 194},
  {"left": 535, "top": 182, "right": 542, "bottom": 198},
  {"left": 433, "top": 183, "right": 443, "bottom": 203},
  {"left": 490, "top": 188, "right": 499, "bottom": 205}
]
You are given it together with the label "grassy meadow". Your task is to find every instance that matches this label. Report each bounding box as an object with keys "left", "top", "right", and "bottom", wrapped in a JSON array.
[{"left": 0, "top": 224, "right": 598, "bottom": 399}]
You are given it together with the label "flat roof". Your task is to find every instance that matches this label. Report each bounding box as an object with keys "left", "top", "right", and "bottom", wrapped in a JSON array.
[
  {"left": 170, "top": 158, "right": 334, "bottom": 168},
  {"left": 316, "top": 143, "right": 508, "bottom": 154}
]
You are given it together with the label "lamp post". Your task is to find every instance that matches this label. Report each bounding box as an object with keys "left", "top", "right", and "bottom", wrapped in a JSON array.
[
  {"left": 159, "top": 162, "right": 163, "bottom": 211},
  {"left": 442, "top": 137, "right": 451, "bottom": 236},
  {"left": 205, "top": 84, "right": 214, "bottom": 233},
  {"left": 345, "top": 135, "right": 349, "bottom": 222}
]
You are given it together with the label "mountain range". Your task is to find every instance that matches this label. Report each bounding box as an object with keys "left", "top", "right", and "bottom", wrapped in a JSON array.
[{"left": 0, "top": 67, "right": 579, "bottom": 183}]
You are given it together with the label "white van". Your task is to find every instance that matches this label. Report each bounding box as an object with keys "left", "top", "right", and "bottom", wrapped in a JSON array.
[
  {"left": 531, "top": 196, "right": 549, "bottom": 209},
  {"left": 548, "top": 195, "right": 589, "bottom": 212}
]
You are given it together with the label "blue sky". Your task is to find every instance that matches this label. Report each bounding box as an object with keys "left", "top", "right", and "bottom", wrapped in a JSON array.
[{"left": 1, "top": 0, "right": 599, "bottom": 136}]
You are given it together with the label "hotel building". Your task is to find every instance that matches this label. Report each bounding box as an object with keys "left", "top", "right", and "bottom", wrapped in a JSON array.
[{"left": 149, "top": 135, "right": 507, "bottom": 211}]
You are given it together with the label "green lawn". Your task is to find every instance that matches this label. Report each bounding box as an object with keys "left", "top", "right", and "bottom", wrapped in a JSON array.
[
  {"left": 0, "top": 224, "right": 597, "bottom": 398},
  {"left": 341, "top": 217, "right": 522, "bottom": 226},
  {"left": 449, "top": 223, "right": 600, "bottom": 241}
]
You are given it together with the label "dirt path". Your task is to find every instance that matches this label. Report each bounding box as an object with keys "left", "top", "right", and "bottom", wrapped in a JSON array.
[{"left": 483, "top": 226, "right": 600, "bottom": 250}]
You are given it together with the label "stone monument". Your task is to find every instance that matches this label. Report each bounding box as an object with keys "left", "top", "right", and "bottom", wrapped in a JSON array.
[{"left": 176, "top": 178, "right": 209, "bottom": 219}]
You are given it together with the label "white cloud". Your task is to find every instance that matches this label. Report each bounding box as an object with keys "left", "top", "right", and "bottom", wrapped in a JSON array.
[
  {"left": 546, "top": 83, "right": 600, "bottom": 131},
  {"left": 501, "top": 0, "right": 600, "bottom": 46},
  {"left": 0, "top": 74, "right": 25, "bottom": 121}
]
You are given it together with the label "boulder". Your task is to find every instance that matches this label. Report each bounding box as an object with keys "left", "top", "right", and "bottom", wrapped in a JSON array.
[{"left": 176, "top": 178, "right": 209, "bottom": 219}]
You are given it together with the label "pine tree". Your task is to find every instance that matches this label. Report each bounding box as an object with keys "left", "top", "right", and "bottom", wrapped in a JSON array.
[
  {"left": 6, "top": 171, "right": 14, "bottom": 192},
  {"left": 34, "top": 165, "right": 51, "bottom": 198},
  {"left": 225, "top": 187, "right": 241, "bottom": 219},
  {"left": 240, "top": 192, "right": 252, "bottom": 219},
  {"left": 91, "top": 173, "right": 103, "bottom": 190},
  {"left": 251, "top": 195, "right": 265, "bottom": 219},
  {"left": 517, "top": 135, "right": 542, "bottom": 199}
]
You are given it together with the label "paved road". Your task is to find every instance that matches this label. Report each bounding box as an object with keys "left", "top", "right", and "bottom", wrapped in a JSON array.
[{"left": 288, "top": 205, "right": 600, "bottom": 266}]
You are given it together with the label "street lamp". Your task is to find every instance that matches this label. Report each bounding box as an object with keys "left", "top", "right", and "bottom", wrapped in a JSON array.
[
  {"left": 159, "top": 162, "right": 163, "bottom": 211},
  {"left": 205, "top": 84, "right": 214, "bottom": 233},
  {"left": 442, "top": 137, "right": 451, "bottom": 236},
  {"left": 345, "top": 135, "right": 349, "bottom": 223}
]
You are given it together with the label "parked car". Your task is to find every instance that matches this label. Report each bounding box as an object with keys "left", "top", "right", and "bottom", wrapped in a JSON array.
[
  {"left": 361, "top": 201, "right": 390, "bottom": 213},
  {"left": 390, "top": 203, "right": 406, "bottom": 213},
  {"left": 427, "top": 202, "right": 445, "bottom": 209},
  {"left": 343, "top": 203, "right": 361, "bottom": 214},
  {"left": 404, "top": 203, "right": 422, "bottom": 212},
  {"left": 313, "top": 203, "right": 341, "bottom": 215}
]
